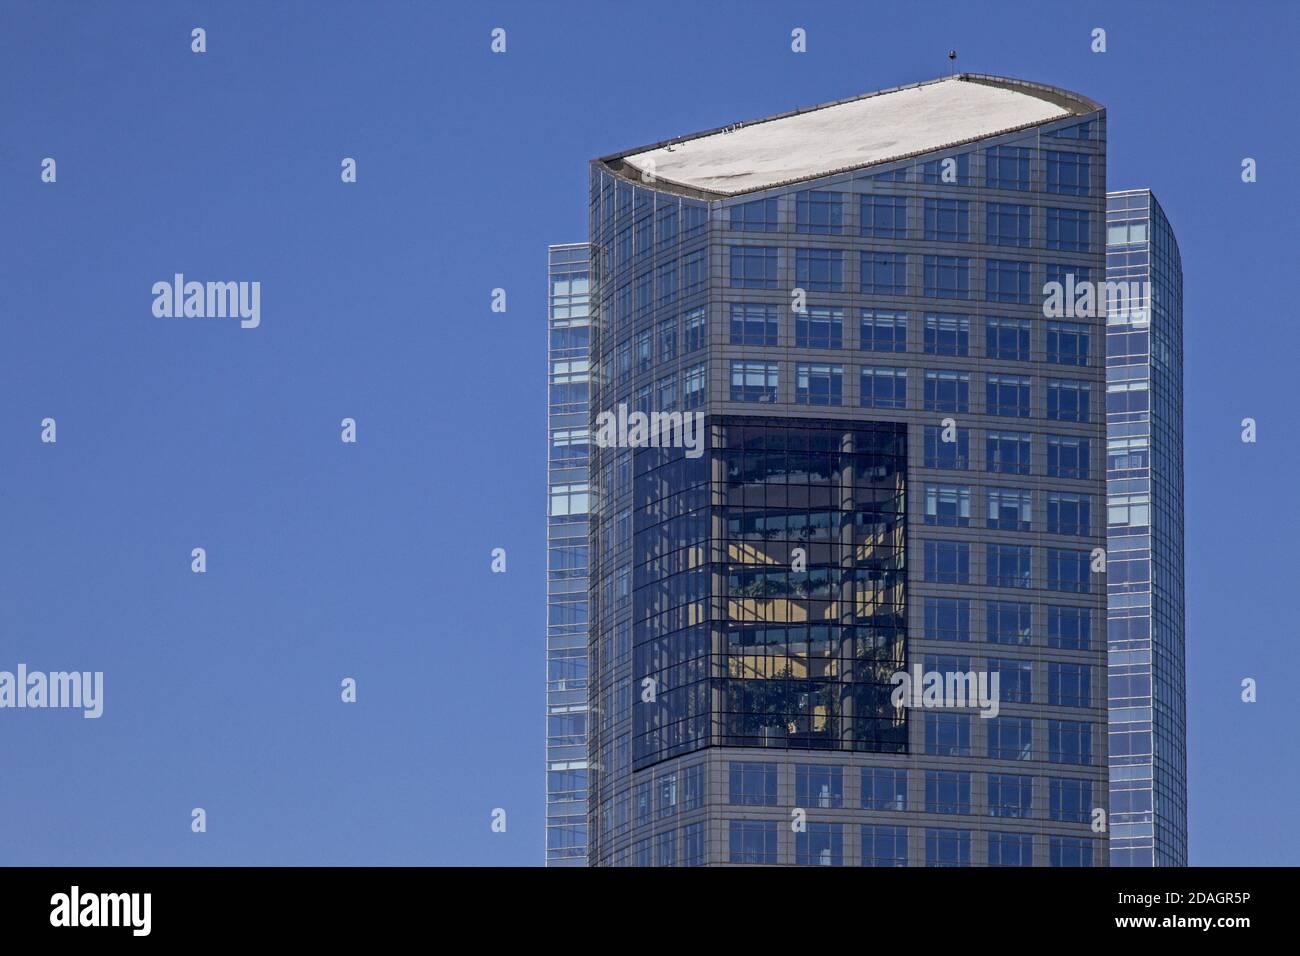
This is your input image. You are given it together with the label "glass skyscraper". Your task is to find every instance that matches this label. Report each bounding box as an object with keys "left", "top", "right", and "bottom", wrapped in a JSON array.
[
  {"left": 1104, "top": 190, "right": 1187, "bottom": 866},
  {"left": 585, "top": 75, "right": 1112, "bottom": 866},
  {"left": 546, "top": 242, "right": 591, "bottom": 865}
]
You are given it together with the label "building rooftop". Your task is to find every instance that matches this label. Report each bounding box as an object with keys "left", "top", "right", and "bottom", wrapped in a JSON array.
[{"left": 604, "top": 74, "right": 1100, "bottom": 198}]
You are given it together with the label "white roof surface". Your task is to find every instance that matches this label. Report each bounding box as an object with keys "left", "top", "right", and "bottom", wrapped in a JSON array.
[{"left": 621, "top": 78, "right": 1070, "bottom": 196}]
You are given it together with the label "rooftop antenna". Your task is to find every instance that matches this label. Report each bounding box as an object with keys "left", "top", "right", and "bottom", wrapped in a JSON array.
[{"left": 948, "top": 50, "right": 957, "bottom": 77}]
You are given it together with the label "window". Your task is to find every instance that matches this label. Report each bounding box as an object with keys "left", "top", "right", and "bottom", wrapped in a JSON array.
[
  {"left": 549, "top": 482, "right": 589, "bottom": 517},
  {"left": 635, "top": 781, "right": 652, "bottom": 826},
  {"left": 987, "top": 601, "right": 1031, "bottom": 646},
  {"left": 730, "top": 246, "right": 778, "bottom": 288},
  {"left": 987, "top": 544, "right": 1031, "bottom": 589},
  {"left": 1047, "top": 492, "right": 1090, "bottom": 535},
  {"left": 796, "top": 307, "right": 843, "bottom": 348},
  {"left": 683, "top": 307, "right": 707, "bottom": 352},
  {"left": 1048, "top": 719, "right": 1093, "bottom": 764},
  {"left": 925, "top": 829, "right": 971, "bottom": 867},
  {"left": 924, "top": 370, "right": 969, "bottom": 412},
  {"left": 635, "top": 329, "right": 653, "bottom": 373},
  {"left": 1107, "top": 381, "right": 1150, "bottom": 414},
  {"left": 1046, "top": 151, "right": 1091, "bottom": 196},
  {"left": 1047, "top": 435, "right": 1090, "bottom": 478},
  {"left": 925, "top": 717, "right": 971, "bottom": 759},
  {"left": 549, "top": 427, "right": 589, "bottom": 463},
  {"left": 860, "top": 367, "right": 907, "bottom": 409},
  {"left": 729, "top": 197, "right": 778, "bottom": 231},
  {"left": 924, "top": 540, "right": 969, "bottom": 584},
  {"left": 681, "top": 249, "right": 707, "bottom": 290},
  {"left": 1050, "top": 836, "right": 1093, "bottom": 867},
  {"left": 795, "top": 364, "right": 842, "bottom": 405},
  {"left": 987, "top": 487, "right": 1032, "bottom": 531},
  {"left": 988, "top": 774, "right": 1033, "bottom": 819},
  {"left": 682, "top": 363, "right": 706, "bottom": 410},
  {"left": 551, "top": 358, "right": 590, "bottom": 405},
  {"left": 986, "top": 317, "right": 1030, "bottom": 361},
  {"left": 656, "top": 260, "right": 677, "bottom": 306},
  {"left": 634, "top": 271, "right": 653, "bottom": 317},
  {"left": 988, "top": 832, "right": 1033, "bottom": 867},
  {"left": 987, "top": 717, "right": 1033, "bottom": 761},
  {"left": 657, "top": 318, "right": 677, "bottom": 362},
  {"left": 1047, "top": 321, "right": 1089, "bottom": 365},
  {"left": 986, "top": 431, "right": 1031, "bottom": 475},
  {"left": 655, "top": 832, "right": 679, "bottom": 869},
  {"left": 923, "top": 255, "right": 970, "bottom": 298},
  {"left": 986, "top": 375, "right": 1031, "bottom": 417},
  {"left": 1045, "top": 262, "right": 1092, "bottom": 290},
  {"left": 925, "top": 770, "right": 971, "bottom": 810},
  {"left": 1049, "top": 778, "right": 1092, "bottom": 824},
  {"left": 615, "top": 228, "right": 632, "bottom": 268},
  {"left": 985, "top": 145, "right": 1032, "bottom": 190},
  {"left": 1109, "top": 493, "right": 1150, "bottom": 528},
  {"left": 1047, "top": 548, "right": 1091, "bottom": 593},
  {"left": 795, "top": 765, "right": 844, "bottom": 808},
  {"left": 681, "top": 763, "right": 705, "bottom": 811},
  {"left": 991, "top": 658, "right": 1033, "bottom": 703},
  {"left": 1048, "top": 121, "right": 1094, "bottom": 141},
  {"left": 860, "top": 309, "right": 907, "bottom": 351},
  {"left": 729, "top": 820, "right": 778, "bottom": 864},
  {"left": 861, "top": 251, "right": 908, "bottom": 294},
  {"left": 730, "top": 361, "right": 779, "bottom": 403},
  {"left": 921, "top": 153, "right": 971, "bottom": 184},
  {"left": 1050, "top": 663, "right": 1092, "bottom": 708},
  {"left": 923, "top": 197, "right": 969, "bottom": 242},
  {"left": 924, "top": 313, "right": 970, "bottom": 356},
  {"left": 861, "top": 194, "right": 906, "bottom": 238},
  {"left": 1048, "top": 606, "right": 1091, "bottom": 650},
  {"left": 729, "top": 303, "right": 778, "bottom": 346},
  {"left": 634, "top": 384, "right": 651, "bottom": 416},
  {"left": 924, "top": 425, "right": 969, "bottom": 469},
  {"left": 924, "top": 484, "right": 971, "bottom": 526},
  {"left": 795, "top": 248, "right": 844, "bottom": 292},
  {"left": 654, "top": 376, "right": 676, "bottom": 412},
  {"left": 1107, "top": 222, "right": 1148, "bottom": 246},
  {"left": 728, "top": 762, "right": 777, "bottom": 805},
  {"left": 862, "top": 768, "right": 907, "bottom": 810},
  {"left": 986, "top": 259, "right": 1031, "bottom": 303},
  {"left": 1047, "top": 379, "right": 1091, "bottom": 422},
  {"left": 924, "top": 597, "right": 970, "bottom": 642},
  {"left": 1108, "top": 436, "right": 1149, "bottom": 472},
  {"left": 986, "top": 202, "right": 1031, "bottom": 246},
  {"left": 631, "top": 837, "right": 650, "bottom": 867},
  {"left": 656, "top": 202, "right": 678, "bottom": 248},
  {"left": 796, "top": 823, "right": 844, "bottom": 866},
  {"left": 1046, "top": 207, "right": 1090, "bottom": 251},
  {"left": 680, "top": 821, "right": 705, "bottom": 866},
  {"left": 796, "top": 190, "right": 844, "bottom": 234},
  {"left": 862, "top": 825, "right": 908, "bottom": 866}
]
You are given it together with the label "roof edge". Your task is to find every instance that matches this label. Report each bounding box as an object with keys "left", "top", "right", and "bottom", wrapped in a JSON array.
[{"left": 596, "top": 73, "right": 1104, "bottom": 200}]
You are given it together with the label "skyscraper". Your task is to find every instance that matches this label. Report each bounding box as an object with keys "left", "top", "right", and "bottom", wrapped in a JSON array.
[
  {"left": 1104, "top": 189, "right": 1187, "bottom": 866},
  {"left": 586, "top": 74, "right": 1112, "bottom": 866},
  {"left": 546, "top": 242, "right": 591, "bottom": 865}
]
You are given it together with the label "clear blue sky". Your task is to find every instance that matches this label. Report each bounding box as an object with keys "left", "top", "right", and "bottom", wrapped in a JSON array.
[{"left": 1, "top": 0, "right": 1295, "bottom": 866}]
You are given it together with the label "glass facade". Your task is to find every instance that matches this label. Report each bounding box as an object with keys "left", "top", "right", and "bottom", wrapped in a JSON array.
[
  {"left": 588, "top": 75, "right": 1110, "bottom": 866},
  {"left": 547, "top": 243, "right": 590, "bottom": 865},
  {"left": 1105, "top": 190, "right": 1187, "bottom": 866}
]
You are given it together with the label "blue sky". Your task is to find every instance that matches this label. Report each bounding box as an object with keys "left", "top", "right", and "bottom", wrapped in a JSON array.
[{"left": 0, "top": 0, "right": 1296, "bottom": 866}]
